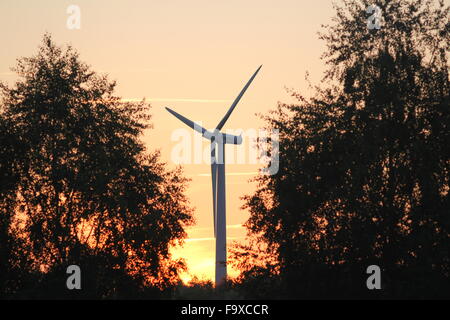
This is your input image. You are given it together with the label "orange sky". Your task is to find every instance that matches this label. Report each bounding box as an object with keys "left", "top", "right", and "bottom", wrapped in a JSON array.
[{"left": 0, "top": 0, "right": 336, "bottom": 282}]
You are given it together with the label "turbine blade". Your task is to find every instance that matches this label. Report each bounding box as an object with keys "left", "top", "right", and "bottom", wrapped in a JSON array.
[
  {"left": 211, "top": 143, "right": 217, "bottom": 237},
  {"left": 216, "top": 65, "right": 262, "bottom": 130},
  {"left": 165, "top": 107, "right": 212, "bottom": 138}
]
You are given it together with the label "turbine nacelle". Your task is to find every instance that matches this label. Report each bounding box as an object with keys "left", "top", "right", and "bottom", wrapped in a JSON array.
[{"left": 205, "top": 129, "right": 243, "bottom": 145}]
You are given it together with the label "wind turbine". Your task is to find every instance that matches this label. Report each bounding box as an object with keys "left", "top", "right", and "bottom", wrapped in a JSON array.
[{"left": 166, "top": 65, "right": 262, "bottom": 286}]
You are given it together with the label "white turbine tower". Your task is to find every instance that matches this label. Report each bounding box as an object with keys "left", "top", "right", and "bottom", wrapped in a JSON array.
[{"left": 166, "top": 65, "right": 262, "bottom": 286}]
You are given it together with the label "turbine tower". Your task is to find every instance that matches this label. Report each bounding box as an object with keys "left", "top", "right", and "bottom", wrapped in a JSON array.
[{"left": 166, "top": 65, "right": 262, "bottom": 286}]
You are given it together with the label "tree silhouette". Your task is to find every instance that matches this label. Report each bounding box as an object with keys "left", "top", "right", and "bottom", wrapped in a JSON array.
[
  {"left": 0, "top": 34, "right": 193, "bottom": 298},
  {"left": 0, "top": 111, "right": 33, "bottom": 297},
  {"left": 234, "top": 0, "right": 449, "bottom": 299}
]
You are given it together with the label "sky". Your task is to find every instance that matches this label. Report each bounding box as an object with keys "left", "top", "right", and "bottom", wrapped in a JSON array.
[{"left": 0, "top": 0, "right": 336, "bottom": 282}]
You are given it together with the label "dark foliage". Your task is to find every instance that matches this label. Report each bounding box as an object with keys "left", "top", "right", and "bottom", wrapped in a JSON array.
[
  {"left": 0, "top": 34, "right": 193, "bottom": 299},
  {"left": 233, "top": 0, "right": 449, "bottom": 299}
]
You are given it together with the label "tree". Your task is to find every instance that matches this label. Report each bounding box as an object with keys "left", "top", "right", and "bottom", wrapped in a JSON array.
[
  {"left": 236, "top": 0, "right": 449, "bottom": 299},
  {"left": 0, "top": 34, "right": 194, "bottom": 298}
]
